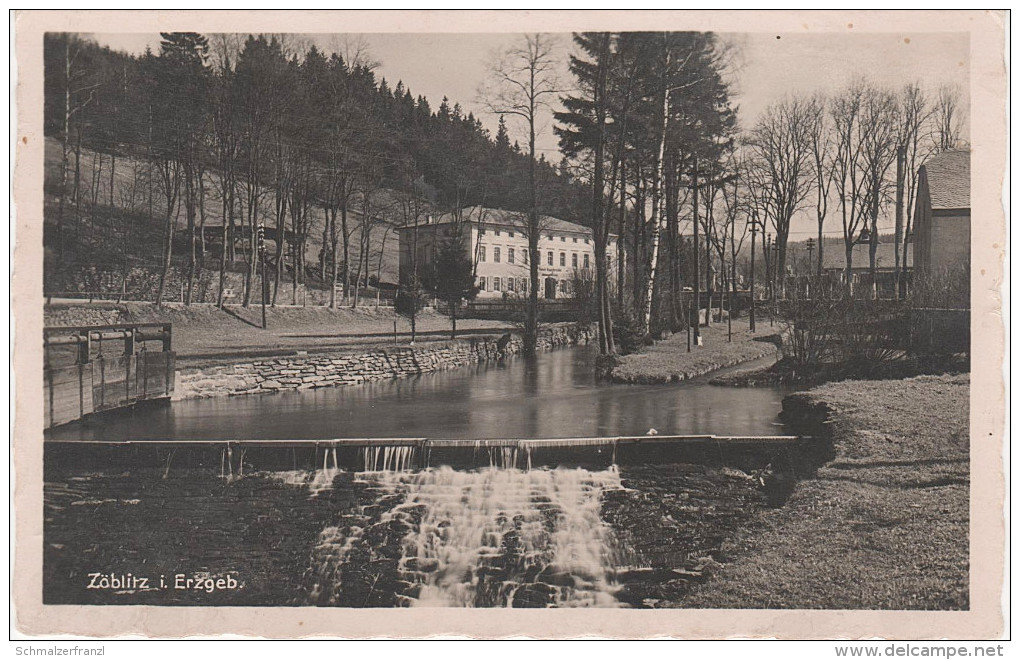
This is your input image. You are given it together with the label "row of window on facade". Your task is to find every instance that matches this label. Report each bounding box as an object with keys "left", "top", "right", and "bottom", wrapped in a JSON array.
[
  {"left": 479, "top": 246, "right": 592, "bottom": 269},
  {"left": 484, "top": 228, "right": 591, "bottom": 244},
  {"left": 476, "top": 275, "right": 574, "bottom": 295}
]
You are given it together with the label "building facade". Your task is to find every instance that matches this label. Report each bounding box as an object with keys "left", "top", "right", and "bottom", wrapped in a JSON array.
[
  {"left": 397, "top": 206, "right": 617, "bottom": 300},
  {"left": 913, "top": 149, "right": 970, "bottom": 278}
]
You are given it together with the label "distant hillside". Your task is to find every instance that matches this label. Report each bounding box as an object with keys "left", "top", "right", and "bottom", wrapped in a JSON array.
[
  {"left": 41, "top": 32, "right": 590, "bottom": 301},
  {"left": 43, "top": 137, "right": 401, "bottom": 292}
]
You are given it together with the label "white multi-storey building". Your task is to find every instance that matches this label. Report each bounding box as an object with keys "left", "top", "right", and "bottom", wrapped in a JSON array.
[{"left": 397, "top": 206, "right": 618, "bottom": 299}]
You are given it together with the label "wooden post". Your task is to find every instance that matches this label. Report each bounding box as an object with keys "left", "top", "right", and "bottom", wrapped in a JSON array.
[
  {"left": 78, "top": 332, "right": 91, "bottom": 365},
  {"left": 123, "top": 326, "right": 135, "bottom": 356},
  {"left": 96, "top": 332, "right": 105, "bottom": 410}
]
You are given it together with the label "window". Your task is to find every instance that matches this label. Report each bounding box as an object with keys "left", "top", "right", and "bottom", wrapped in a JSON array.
[
  {"left": 507, "top": 278, "right": 515, "bottom": 292},
  {"left": 584, "top": 238, "right": 590, "bottom": 244},
  {"left": 583, "top": 253, "right": 590, "bottom": 269},
  {"left": 509, "top": 231, "right": 514, "bottom": 238},
  {"left": 559, "top": 252, "right": 566, "bottom": 267},
  {"left": 571, "top": 253, "right": 578, "bottom": 268},
  {"left": 494, "top": 247, "right": 501, "bottom": 263},
  {"left": 547, "top": 251, "right": 553, "bottom": 266},
  {"left": 493, "top": 277, "right": 502, "bottom": 292},
  {"left": 522, "top": 250, "right": 528, "bottom": 265},
  {"left": 495, "top": 229, "right": 501, "bottom": 236},
  {"left": 573, "top": 237, "right": 578, "bottom": 243},
  {"left": 478, "top": 276, "right": 486, "bottom": 291},
  {"left": 508, "top": 248, "right": 515, "bottom": 264},
  {"left": 560, "top": 236, "right": 566, "bottom": 242},
  {"left": 479, "top": 246, "right": 486, "bottom": 263}
]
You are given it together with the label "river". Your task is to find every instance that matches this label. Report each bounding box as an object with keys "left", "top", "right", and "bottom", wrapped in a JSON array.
[
  {"left": 45, "top": 346, "right": 790, "bottom": 442},
  {"left": 44, "top": 346, "right": 794, "bottom": 607}
]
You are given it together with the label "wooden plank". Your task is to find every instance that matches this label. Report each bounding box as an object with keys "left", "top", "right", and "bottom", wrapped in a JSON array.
[
  {"left": 46, "top": 363, "right": 93, "bottom": 428},
  {"left": 89, "top": 355, "right": 137, "bottom": 412},
  {"left": 47, "top": 366, "right": 89, "bottom": 386}
]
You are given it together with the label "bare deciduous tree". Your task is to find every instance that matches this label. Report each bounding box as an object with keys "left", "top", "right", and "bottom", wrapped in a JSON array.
[
  {"left": 746, "top": 96, "right": 814, "bottom": 289},
  {"left": 932, "top": 84, "right": 965, "bottom": 152},
  {"left": 479, "top": 33, "right": 562, "bottom": 356},
  {"left": 806, "top": 93, "right": 834, "bottom": 276}
]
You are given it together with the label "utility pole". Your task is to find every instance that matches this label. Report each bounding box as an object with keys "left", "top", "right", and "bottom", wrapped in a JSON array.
[
  {"left": 728, "top": 200, "right": 735, "bottom": 343},
  {"left": 257, "top": 224, "right": 267, "bottom": 329},
  {"left": 692, "top": 155, "right": 701, "bottom": 347},
  {"left": 805, "top": 237, "right": 816, "bottom": 299},
  {"left": 771, "top": 239, "right": 780, "bottom": 327},
  {"left": 748, "top": 216, "right": 757, "bottom": 333}
]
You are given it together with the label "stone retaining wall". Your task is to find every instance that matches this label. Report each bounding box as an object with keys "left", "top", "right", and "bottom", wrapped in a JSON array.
[{"left": 175, "top": 324, "right": 595, "bottom": 400}]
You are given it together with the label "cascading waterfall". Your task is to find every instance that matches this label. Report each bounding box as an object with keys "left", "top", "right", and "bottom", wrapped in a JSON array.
[
  {"left": 357, "top": 465, "right": 624, "bottom": 607},
  {"left": 361, "top": 445, "right": 416, "bottom": 472},
  {"left": 232, "top": 439, "right": 630, "bottom": 606},
  {"left": 269, "top": 446, "right": 341, "bottom": 495}
]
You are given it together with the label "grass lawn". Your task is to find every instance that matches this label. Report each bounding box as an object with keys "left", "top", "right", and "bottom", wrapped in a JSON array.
[
  {"left": 45, "top": 302, "right": 514, "bottom": 368},
  {"left": 681, "top": 373, "right": 969, "bottom": 609},
  {"left": 611, "top": 318, "right": 781, "bottom": 383}
]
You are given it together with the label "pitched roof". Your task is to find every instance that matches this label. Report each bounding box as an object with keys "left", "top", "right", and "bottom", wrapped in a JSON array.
[
  {"left": 821, "top": 239, "right": 913, "bottom": 271},
  {"left": 922, "top": 149, "right": 970, "bottom": 210}
]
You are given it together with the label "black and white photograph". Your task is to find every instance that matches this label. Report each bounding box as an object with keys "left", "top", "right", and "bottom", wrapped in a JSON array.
[{"left": 13, "top": 9, "right": 1007, "bottom": 641}]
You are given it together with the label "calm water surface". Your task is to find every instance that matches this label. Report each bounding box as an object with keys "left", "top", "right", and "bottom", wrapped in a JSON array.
[{"left": 46, "top": 346, "right": 791, "bottom": 441}]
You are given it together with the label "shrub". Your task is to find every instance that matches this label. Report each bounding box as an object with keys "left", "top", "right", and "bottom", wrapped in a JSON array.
[{"left": 612, "top": 310, "right": 647, "bottom": 356}]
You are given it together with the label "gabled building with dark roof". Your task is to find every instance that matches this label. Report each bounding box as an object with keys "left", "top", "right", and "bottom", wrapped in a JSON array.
[{"left": 913, "top": 149, "right": 970, "bottom": 276}]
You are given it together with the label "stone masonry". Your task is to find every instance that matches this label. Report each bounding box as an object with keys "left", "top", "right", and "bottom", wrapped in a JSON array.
[{"left": 174, "top": 325, "right": 595, "bottom": 400}]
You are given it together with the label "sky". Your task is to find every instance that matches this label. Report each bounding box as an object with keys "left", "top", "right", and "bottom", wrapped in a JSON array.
[{"left": 91, "top": 30, "right": 970, "bottom": 237}]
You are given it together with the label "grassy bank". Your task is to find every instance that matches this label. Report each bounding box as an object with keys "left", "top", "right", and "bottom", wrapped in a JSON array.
[
  {"left": 45, "top": 302, "right": 514, "bottom": 367},
  {"left": 611, "top": 319, "right": 781, "bottom": 383},
  {"left": 682, "top": 373, "right": 970, "bottom": 609}
]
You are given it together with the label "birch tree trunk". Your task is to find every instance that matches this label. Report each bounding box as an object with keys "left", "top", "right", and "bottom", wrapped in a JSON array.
[{"left": 642, "top": 56, "right": 670, "bottom": 336}]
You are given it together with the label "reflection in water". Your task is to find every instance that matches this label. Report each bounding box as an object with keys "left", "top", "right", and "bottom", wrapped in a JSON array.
[{"left": 46, "top": 347, "right": 790, "bottom": 442}]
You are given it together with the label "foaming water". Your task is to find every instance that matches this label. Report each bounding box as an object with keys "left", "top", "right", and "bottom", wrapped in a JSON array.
[
  {"left": 305, "top": 466, "right": 626, "bottom": 607},
  {"left": 385, "top": 466, "right": 622, "bottom": 607}
]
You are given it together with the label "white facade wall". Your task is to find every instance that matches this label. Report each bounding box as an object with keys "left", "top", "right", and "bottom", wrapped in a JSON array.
[
  {"left": 397, "top": 219, "right": 617, "bottom": 300},
  {"left": 472, "top": 224, "right": 617, "bottom": 300}
]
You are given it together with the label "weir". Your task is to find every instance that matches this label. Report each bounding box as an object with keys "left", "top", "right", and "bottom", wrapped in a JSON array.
[
  {"left": 44, "top": 432, "right": 817, "bottom": 607},
  {"left": 44, "top": 433, "right": 809, "bottom": 475}
]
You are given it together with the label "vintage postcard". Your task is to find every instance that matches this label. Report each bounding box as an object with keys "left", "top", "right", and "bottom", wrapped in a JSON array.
[{"left": 12, "top": 10, "right": 1007, "bottom": 639}]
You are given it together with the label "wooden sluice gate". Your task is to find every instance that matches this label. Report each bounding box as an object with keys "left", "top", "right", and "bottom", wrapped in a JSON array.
[
  {"left": 43, "top": 323, "right": 175, "bottom": 430},
  {"left": 43, "top": 434, "right": 814, "bottom": 475}
]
